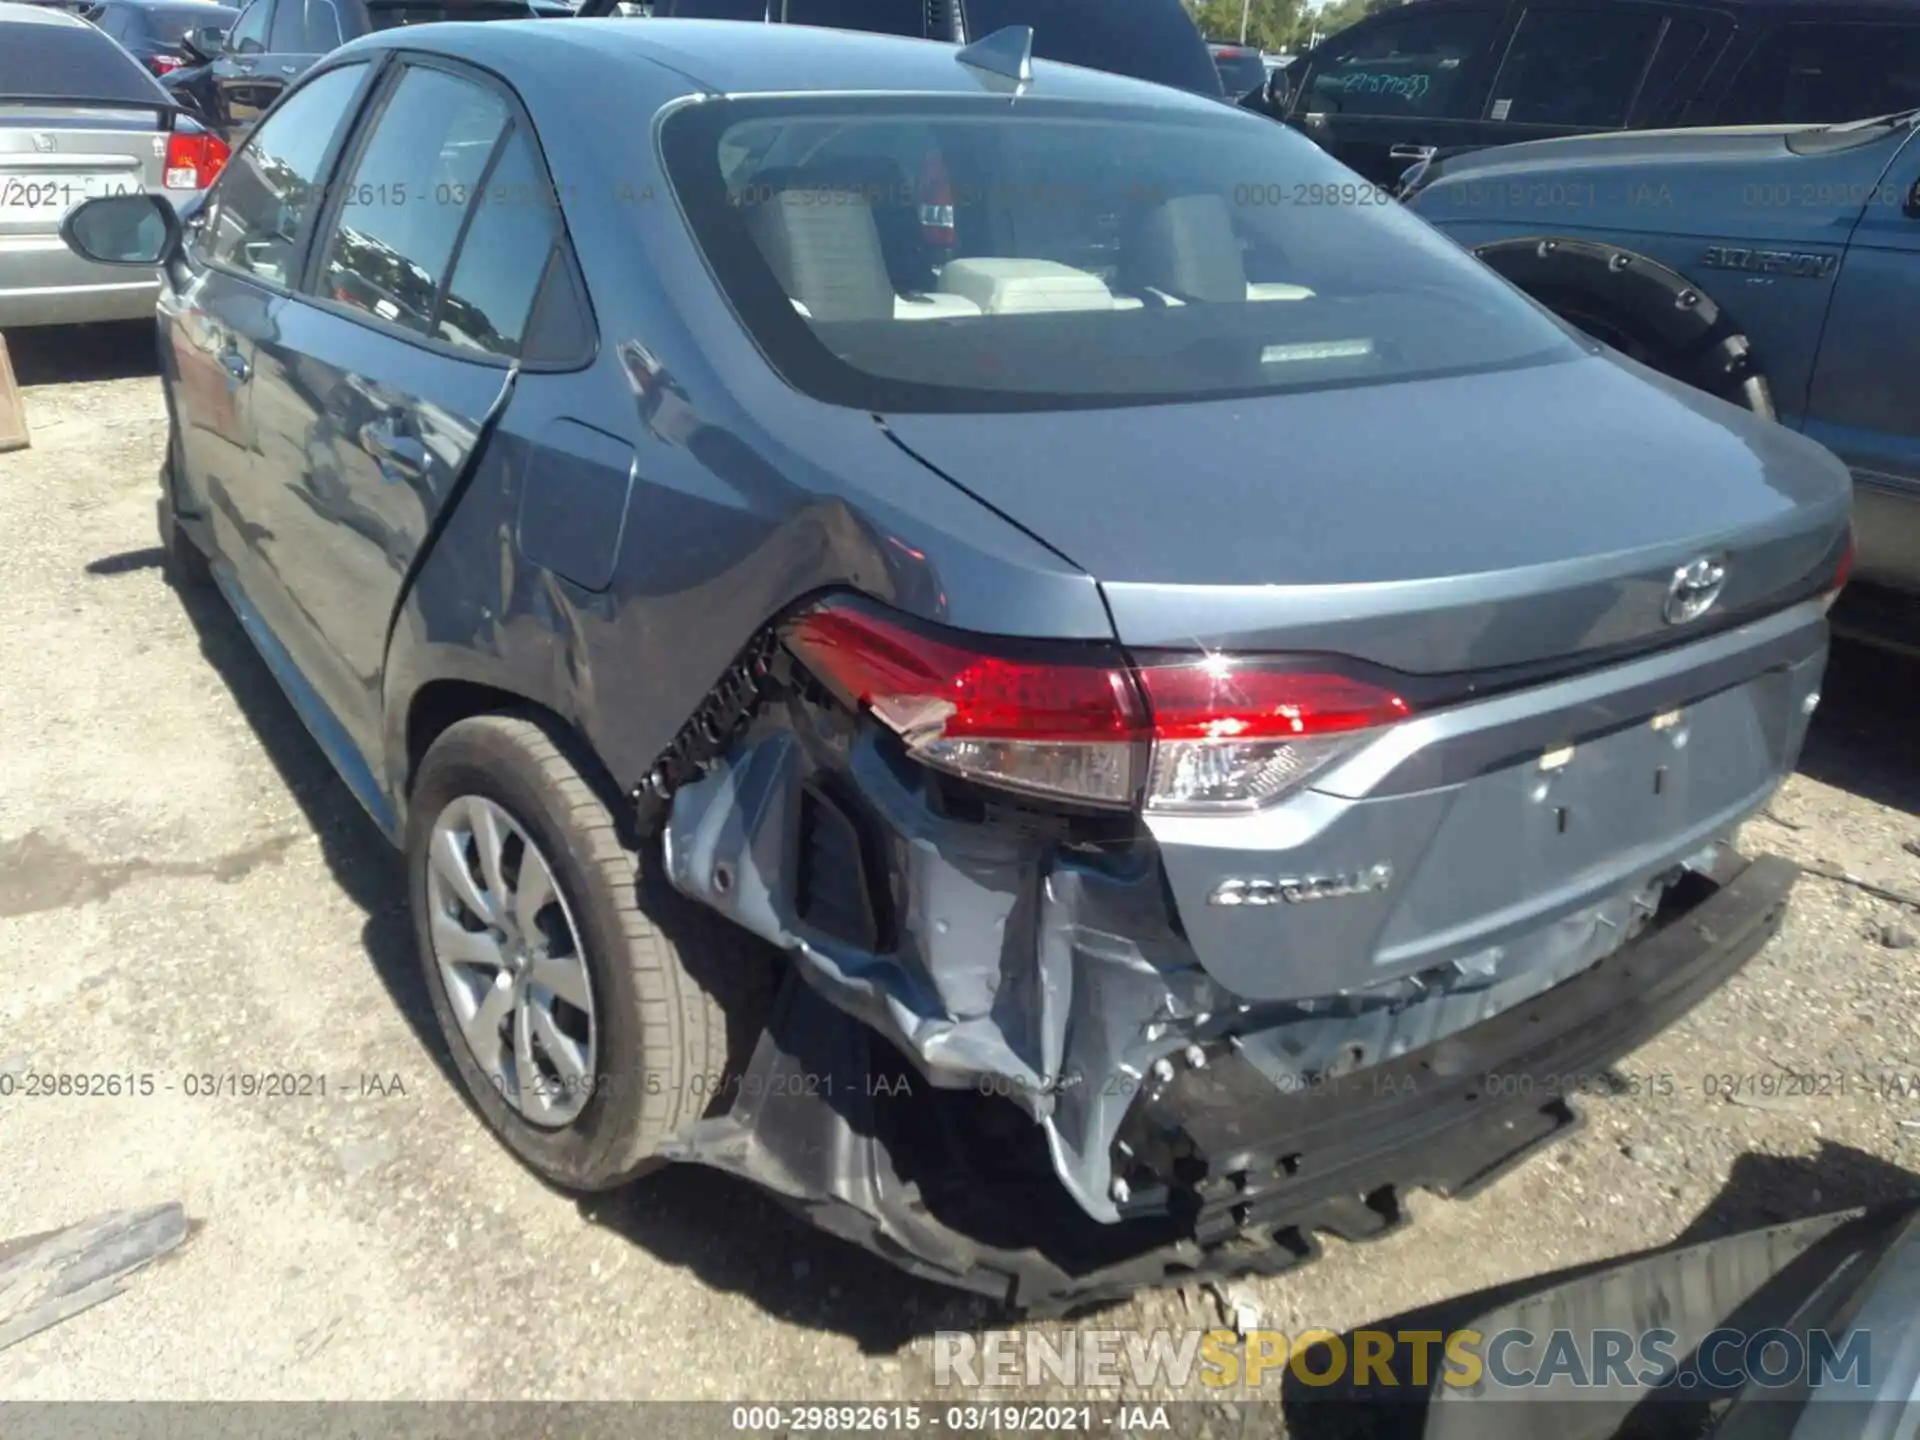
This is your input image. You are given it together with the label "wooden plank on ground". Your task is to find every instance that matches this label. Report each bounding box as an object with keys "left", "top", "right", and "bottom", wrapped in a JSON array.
[
  {"left": 0, "top": 1202, "right": 188, "bottom": 1353},
  {"left": 0, "top": 333, "right": 27, "bottom": 454}
]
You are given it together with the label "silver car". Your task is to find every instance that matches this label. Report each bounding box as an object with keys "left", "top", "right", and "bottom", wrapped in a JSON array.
[{"left": 1, "top": 0, "right": 224, "bottom": 326}]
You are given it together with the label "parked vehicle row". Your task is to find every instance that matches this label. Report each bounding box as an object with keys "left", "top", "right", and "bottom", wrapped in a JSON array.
[
  {"left": 1250, "top": 0, "right": 1920, "bottom": 187},
  {"left": 52, "top": 15, "right": 1852, "bottom": 1312},
  {"left": 0, "top": 0, "right": 227, "bottom": 327}
]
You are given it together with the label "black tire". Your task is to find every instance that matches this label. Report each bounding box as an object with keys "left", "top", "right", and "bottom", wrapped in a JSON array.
[
  {"left": 407, "top": 710, "right": 772, "bottom": 1190},
  {"left": 157, "top": 452, "right": 213, "bottom": 591}
]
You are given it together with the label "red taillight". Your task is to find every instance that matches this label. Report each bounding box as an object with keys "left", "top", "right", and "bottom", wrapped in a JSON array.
[
  {"left": 917, "top": 151, "right": 956, "bottom": 250},
  {"left": 149, "top": 54, "right": 183, "bottom": 74},
  {"left": 165, "top": 128, "right": 229, "bottom": 190},
  {"left": 1821, "top": 532, "right": 1855, "bottom": 613},
  {"left": 783, "top": 601, "right": 1411, "bottom": 812}
]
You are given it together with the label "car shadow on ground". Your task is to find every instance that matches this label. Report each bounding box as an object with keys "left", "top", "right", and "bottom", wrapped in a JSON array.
[
  {"left": 1275, "top": 1142, "right": 1920, "bottom": 1440},
  {"left": 131, "top": 563, "right": 984, "bottom": 1347},
  {"left": 1798, "top": 634, "right": 1920, "bottom": 817},
  {"left": 9, "top": 321, "right": 160, "bottom": 387},
  {"left": 106, "top": 549, "right": 1920, "bottom": 1356}
]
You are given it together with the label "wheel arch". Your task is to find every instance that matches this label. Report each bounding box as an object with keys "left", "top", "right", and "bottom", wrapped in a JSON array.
[{"left": 1474, "top": 235, "right": 1777, "bottom": 419}]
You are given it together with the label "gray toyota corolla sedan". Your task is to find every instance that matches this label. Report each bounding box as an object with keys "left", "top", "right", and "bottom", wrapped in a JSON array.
[{"left": 58, "top": 17, "right": 1855, "bottom": 1311}]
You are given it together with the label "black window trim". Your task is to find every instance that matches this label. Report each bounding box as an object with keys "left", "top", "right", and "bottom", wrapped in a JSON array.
[
  {"left": 1479, "top": 0, "right": 1674, "bottom": 128},
  {"left": 190, "top": 54, "right": 384, "bottom": 298},
  {"left": 292, "top": 48, "right": 597, "bottom": 372}
]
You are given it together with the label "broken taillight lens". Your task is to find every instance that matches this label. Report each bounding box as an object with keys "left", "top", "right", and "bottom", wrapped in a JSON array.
[
  {"left": 1134, "top": 656, "right": 1411, "bottom": 813},
  {"left": 165, "top": 126, "right": 229, "bottom": 190},
  {"left": 783, "top": 601, "right": 1411, "bottom": 812}
]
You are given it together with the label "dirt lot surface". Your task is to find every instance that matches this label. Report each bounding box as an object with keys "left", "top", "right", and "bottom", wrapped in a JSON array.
[{"left": 2, "top": 325, "right": 1918, "bottom": 1417}]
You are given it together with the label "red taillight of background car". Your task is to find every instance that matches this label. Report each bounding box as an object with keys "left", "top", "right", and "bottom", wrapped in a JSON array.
[
  {"left": 164, "top": 125, "right": 229, "bottom": 190},
  {"left": 1820, "top": 532, "right": 1855, "bottom": 614},
  {"left": 917, "top": 151, "right": 956, "bottom": 250},
  {"left": 148, "top": 54, "right": 183, "bottom": 74},
  {"left": 783, "top": 601, "right": 1412, "bottom": 812}
]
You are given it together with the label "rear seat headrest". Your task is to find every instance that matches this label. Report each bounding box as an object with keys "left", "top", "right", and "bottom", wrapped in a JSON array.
[
  {"left": 742, "top": 167, "right": 896, "bottom": 323},
  {"left": 1123, "top": 192, "right": 1248, "bottom": 304}
]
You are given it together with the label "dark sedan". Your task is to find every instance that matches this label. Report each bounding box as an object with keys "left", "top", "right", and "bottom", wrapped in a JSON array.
[
  {"left": 56, "top": 18, "right": 1853, "bottom": 1310},
  {"left": 87, "top": 0, "right": 238, "bottom": 75}
]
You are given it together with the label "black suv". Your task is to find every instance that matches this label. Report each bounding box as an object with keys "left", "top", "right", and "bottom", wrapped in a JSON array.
[
  {"left": 170, "top": 0, "right": 565, "bottom": 143},
  {"left": 1252, "top": 0, "right": 1920, "bottom": 185},
  {"left": 602, "top": 0, "right": 1225, "bottom": 97}
]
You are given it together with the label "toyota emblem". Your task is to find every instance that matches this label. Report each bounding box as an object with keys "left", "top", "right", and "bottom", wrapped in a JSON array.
[
  {"left": 31, "top": 133, "right": 56, "bottom": 153},
  {"left": 1664, "top": 556, "right": 1728, "bottom": 625}
]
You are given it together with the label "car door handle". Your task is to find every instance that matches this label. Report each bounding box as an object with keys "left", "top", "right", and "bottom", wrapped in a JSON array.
[
  {"left": 278, "top": 63, "right": 298, "bottom": 75},
  {"left": 1390, "top": 144, "right": 1437, "bottom": 161},
  {"left": 361, "top": 421, "right": 428, "bottom": 480},
  {"left": 232, "top": 57, "right": 256, "bottom": 72},
  {"left": 217, "top": 345, "right": 249, "bottom": 382}
]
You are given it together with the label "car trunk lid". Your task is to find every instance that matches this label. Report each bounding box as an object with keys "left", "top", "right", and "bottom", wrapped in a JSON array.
[
  {"left": 0, "top": 108, "right": 165, "bottom": 237},
  {"left": 881, "top": 350, "right": 1851, "bottom": 674}
]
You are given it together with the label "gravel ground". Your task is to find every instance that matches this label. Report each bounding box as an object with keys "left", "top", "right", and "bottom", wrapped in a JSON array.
[{"left": 1, "top": 324, "right": 1917, "bottom": 1419}]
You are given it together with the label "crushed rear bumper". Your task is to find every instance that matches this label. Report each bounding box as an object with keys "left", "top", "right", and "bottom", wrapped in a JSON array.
[{"left": 661, "top": 852, "right": 1797, "bottom": 1313}]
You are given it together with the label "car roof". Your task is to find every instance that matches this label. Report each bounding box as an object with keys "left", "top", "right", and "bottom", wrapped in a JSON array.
[
  {"left": 0, "top": 1, "right": 95, "bottom": 25},
  {"left": 344, "top": 16, "right": 1231, "bottom": 111}
]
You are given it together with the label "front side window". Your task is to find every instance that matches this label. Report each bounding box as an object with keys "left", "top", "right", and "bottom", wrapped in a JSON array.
[
  {"left": 1486, "top": 7, "right": 1665, "bottom": 128},
  {"left": 1304, "top": 7, "right": 1501, "bottom": 118},
  {"left": 1721, "top": 22, "right": 1920, "bottom": 125},
  {"left": 268, "top": 0, "right": 338, "bottom": 49},
  {"left": 201, "top": 61, "right": 367, "bottom": 284},
  {"left": 225, "top": 0, "right": 270, "bottom": 52},
  {"left": 316, "top": 65, "right": 508, "bottom": 334},
  {"left": 662, "top": 97, "right": 1582, "bottom": 413}
]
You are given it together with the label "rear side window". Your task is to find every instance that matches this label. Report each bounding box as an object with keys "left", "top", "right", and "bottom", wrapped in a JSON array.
[
  {"left": 202, "top": 61, "right": 367, "bottom": 284},
  {"left": 964, "top": 0, "right": 1221, "bottom": 96},
  {"left": 0, "top": 18, "right": 169, "bottom": 101},
  {"left": 1304, "top": 6, "right": 1500, "bottom": 118},
  {"left": 1720, "top": 22, "right": 1920, "bottom": 125},
  {"left": 317, "top": 65, "right": 509, "bottom": 335},
  {"left": 1213, "top": 47, "right": 1268, "bottom": 97},
  {"left": 435, "top": 127, "right": 563, "bottom": 355},
  {"left": 1486, "top": 7, "right": 1665, "bottom": 127},
  {"left": 662, "top": 96, "right": 1581, "bottom": 413},
  {"left": 96, "top": 5, "right": 132, "bottom": 41}
]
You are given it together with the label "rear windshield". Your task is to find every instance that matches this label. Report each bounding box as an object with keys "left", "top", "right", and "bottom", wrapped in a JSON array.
[
  {"left": 1212, "top": 48, "right": 1267, "bottom": 96},
  {"left": 662, "top": 96, "right": 1580, "bottom": 413},
  {"left": 966, "top": 0, "right": 1221, "bottom": 96},
  {"left": 146, "top": 4, "right": 239, "bottom": 41},
  {"left": 0, "top": 20, "right": 168, "bottom": 101}
]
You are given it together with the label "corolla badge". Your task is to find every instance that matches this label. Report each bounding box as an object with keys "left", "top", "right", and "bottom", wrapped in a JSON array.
[
  {"left": 1209, "top": 864, "right": 1393, "bottom": 907},
  {"left": 1664, "top": 556, "right": 1728, "bottom": 626}
]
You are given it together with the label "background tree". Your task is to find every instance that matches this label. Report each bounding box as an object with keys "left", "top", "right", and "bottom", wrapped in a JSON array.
[
  {"left": 1186, "top": 0, "right": 1305, "bottom": 50},
  {"left": 1298, "top": 0, "right": 1403, "bottom": 45}
]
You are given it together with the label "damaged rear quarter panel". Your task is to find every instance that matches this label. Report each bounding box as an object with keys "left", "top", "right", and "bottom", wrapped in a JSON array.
[{"left": 379, "top": 99, "right": 1113, "bottom": 829}]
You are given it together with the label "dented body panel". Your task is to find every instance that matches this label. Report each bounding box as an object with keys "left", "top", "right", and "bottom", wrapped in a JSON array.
[{"left": 149, "top": 20, "right": 1851, "bottom": 1305}]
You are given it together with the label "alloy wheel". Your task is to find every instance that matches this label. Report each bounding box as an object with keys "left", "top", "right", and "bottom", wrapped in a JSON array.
[{"left": 425, "top": 794, "right": 598, "bottom": 1127}]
